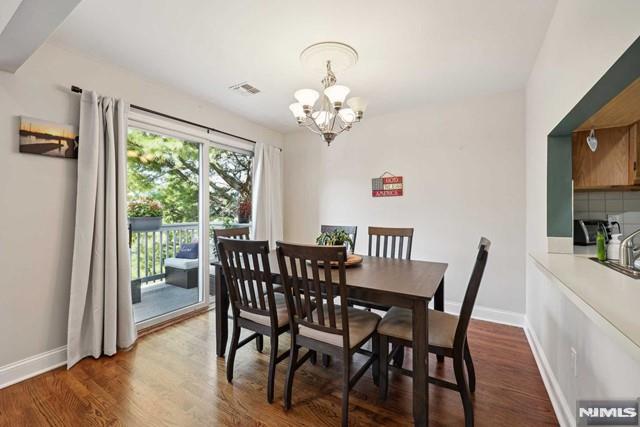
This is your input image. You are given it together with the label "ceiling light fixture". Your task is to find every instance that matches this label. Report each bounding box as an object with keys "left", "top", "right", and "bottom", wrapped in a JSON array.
[{"left": 289, "top": 42, "right": 367, "bottom": 146}]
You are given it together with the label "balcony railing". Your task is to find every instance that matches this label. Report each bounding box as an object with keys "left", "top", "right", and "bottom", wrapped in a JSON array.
[{"left": 130, "top": 221, "right": 248, "bottom": 284}]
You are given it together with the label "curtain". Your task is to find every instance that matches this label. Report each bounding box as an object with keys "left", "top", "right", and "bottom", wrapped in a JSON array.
[
  {"left": 67, "top": 91, "right": 137, "bottom": 368},
  {"left": 251, "top": 142, "right": 283, "bottom": 248}
]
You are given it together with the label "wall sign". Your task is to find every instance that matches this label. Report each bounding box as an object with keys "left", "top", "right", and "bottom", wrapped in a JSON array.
[{"left": 372, "top": 172, "right": 403, "bottom": 197}]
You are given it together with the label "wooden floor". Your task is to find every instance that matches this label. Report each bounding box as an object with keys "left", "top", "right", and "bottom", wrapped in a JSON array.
[{"left": 0, "top": 311, "right": 558, "bottom": 426}]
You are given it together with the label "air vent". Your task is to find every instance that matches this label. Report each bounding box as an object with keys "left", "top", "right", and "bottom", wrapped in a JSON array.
[{"left": 229, "top": 82, "right": 261, "bottom": 96}]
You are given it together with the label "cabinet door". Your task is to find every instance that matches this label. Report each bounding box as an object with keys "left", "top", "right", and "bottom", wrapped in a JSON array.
[{"left": 572, "top": 126, "right": 630, "bottom": 189}]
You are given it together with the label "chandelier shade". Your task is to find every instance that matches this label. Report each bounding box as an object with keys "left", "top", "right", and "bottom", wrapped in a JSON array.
[
  {"left": 294, "top": 89, "right": 320, "bottom": 109},
  {"left": 290, "top": 42, "right": 366, "bottom": 146},
  {"left": 346, "top": 97, "right": 368, "bottom": 117},
  {"left": 289, "top": 102, "right": 305, "bottom": 120},
  {"left": 324, "top": 85, "right": 350, "bottom": 108}
]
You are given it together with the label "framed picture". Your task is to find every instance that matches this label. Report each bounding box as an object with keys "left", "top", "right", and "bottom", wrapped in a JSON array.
[{"left": 19, "top": 116, "right": 78, "bottom": 159}]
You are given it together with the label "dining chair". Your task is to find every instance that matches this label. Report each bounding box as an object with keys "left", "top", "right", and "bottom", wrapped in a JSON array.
[
  {"left": 214, "top": 226, "right": 264, "bottom": 350},
  {"left": 363, "top": 226, "right": 415, "bottom": 366},
  {"left": 376, "top": 237, "right": 491, "bottom": 427},
  {"left": 367, "top": 226, "right": 414, "bottom": 260},
  {"left": 276, "top": 242, "right": 381, "bottom": 427},
  {"left": 320, "top": 225, "right": 358, "bottom": 253},
  {"left": 213, "top": 226, "right": 250, "bottom": 243},
  {"left": 217, "top": 237, "right": 291, "bottom": 404}
]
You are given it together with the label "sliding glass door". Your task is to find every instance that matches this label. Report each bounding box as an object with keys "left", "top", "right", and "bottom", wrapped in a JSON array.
[
  {"left": 127, "top": 128, "right": 203, "bottom": 324},
  {"left": 125, "top": 115, "right": 254, "bottom": 327}
]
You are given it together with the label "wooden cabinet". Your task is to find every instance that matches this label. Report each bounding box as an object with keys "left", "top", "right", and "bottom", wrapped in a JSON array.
[
  {"left": 630, "top": 122, "right": 640, "bottom": 184},
  {"left": 572, "top": 123, "right": 640, "bottom": 190}
]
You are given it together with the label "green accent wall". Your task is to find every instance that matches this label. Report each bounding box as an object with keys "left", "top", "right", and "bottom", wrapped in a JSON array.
[
  {"left": 547, "top": 136, "right": 572, "bottom": 237},
  {"left": 547, "top": 35, "right": 640, "bottom": 238}
]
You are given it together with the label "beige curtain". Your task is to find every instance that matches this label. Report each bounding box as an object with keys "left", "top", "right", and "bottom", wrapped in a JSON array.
[
  {"left": 67, "top": 91, "right": 137, "bottom": 368},
  {"left": 251, "top": 142, "right": 283, "bottom": 248}
]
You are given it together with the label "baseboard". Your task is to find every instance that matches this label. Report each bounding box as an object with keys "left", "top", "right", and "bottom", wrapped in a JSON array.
[
  {"left": 524, "top": 318, "right": 574, "bottom": 427},
  {"left": 0, "top": 346, "right": 67, "bottom": 389},
  {"left": 443, "top": 301, "right": 525, "bottom": 327}
]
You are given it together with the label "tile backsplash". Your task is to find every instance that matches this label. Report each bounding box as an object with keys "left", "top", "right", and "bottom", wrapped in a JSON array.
[{"left": 574, "top": 191, "right": 640, "bottom": 236}]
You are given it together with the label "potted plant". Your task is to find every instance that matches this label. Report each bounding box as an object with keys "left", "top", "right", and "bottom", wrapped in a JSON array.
[
  {"left": 237, "top": 197, "right": 251, "bottom": 224},
  {"left": 128, "top": 198, "right": 163, "bottom": 232},
  {"left": 316, "top": 229, "right": 353, "bottom": 251}
]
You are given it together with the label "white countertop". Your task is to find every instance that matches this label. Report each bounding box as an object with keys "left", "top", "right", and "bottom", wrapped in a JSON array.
[{"left": 530, "top": 252, "right": 640, "bottom": 352}]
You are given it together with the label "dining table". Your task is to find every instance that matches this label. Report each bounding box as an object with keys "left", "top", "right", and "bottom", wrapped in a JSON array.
[{"left": 212, "top": 252, "right": 447, "bottom": 427}]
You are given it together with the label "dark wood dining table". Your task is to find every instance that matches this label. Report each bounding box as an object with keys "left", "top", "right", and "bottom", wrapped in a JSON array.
[{"left": 212, "top": 253, "right": 447, "bottom": 427}]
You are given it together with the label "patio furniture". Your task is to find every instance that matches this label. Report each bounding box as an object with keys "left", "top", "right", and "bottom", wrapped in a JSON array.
[{"left": 165, "top": 257, "right": 199, "bottom": 289}]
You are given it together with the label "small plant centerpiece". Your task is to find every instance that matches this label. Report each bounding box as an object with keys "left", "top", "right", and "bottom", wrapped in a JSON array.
[
  {"left": 128, "top": 198, "right": 163, "bottom": 232},
  {"left": 315, "top": 229, "right": 362, "bottom": 267},
  {"left": 316, "top": 229, "right": 353, "bottom": 259}
]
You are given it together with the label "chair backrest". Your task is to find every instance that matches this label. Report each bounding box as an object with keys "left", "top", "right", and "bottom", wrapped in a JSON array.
[
  {"left": 217, "top": 237, "right": 278, "bottom": 326},
  {"left": 212, "top": 227, "right": 250, "bottom": 259},
  {"left": 276, "top": 242, "right": 351, "bottom": 348},
  {"left": 213, "top": 226, "right": 250, "bottom": 242},
  {"left": 320, "top": 224, "right": 358, "bottom": 253},
  {"left": 454, "top": 237, "right": 491, "bottom": 350},
  {"left": 367, "top": 226, "right": 414, "bottom": 260}
]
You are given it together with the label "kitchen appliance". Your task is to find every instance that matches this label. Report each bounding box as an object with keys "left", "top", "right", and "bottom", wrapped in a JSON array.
[{"left": 574, "top": 219, "right": 610, "bottom": 246}]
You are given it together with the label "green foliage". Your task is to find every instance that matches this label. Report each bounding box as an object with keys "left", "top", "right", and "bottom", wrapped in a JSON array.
[
  {"left": 316, "top": 229, "right": 353, "bottom": 247},
  {"left": 127, "top": 128, "right": 252, "bottom": 225},
  {"left": 128, "top": 198, "right": 163, "bottom": 217}
]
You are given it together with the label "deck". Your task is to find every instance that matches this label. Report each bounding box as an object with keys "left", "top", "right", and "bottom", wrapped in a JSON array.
[{"left": 133, "top": 282, "right": 200, "bottom": 323}]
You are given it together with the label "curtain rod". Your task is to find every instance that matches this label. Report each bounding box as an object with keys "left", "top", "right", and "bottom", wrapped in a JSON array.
[{"left": 70, "top": 85, "right": 258, "bottom": 145}]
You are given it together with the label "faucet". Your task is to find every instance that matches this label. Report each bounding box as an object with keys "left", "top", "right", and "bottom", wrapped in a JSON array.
[{"left": 619, "top": 228, "right": 640, "bottom": 268}]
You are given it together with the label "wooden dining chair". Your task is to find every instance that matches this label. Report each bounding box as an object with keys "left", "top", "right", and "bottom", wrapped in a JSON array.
[
  {"left": 213, "top": 226, "right": 250, "bottom": 243},
  {"left": 217, "top": 237, "right": 291, "bottom": 404},
  {"left": 368, "top": 226, "right": 414, "bottom": 260},
  {"left": 362, "top": 226, "right": 415, "bottom": 365},
  {"left": 276, "top": 242, "right": 381, "bottom": 427},
  {"left": 376, "top": 237, "right": 491, "bottom": 427},
  {"left": 320, "top": 225, "right": 358, "bottom": 253},
  {"left": 214, "top": 226, "right": 265, "bottom": 350}
]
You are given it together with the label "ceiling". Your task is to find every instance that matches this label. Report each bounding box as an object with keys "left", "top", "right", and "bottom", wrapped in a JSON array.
[{"left": 50, "top": 0, "right": 557, "bottom": 133}]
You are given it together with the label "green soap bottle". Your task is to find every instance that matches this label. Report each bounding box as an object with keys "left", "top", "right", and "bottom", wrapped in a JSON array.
[{"left": 596, "top": 231, "right": 607, "bottom": 261}]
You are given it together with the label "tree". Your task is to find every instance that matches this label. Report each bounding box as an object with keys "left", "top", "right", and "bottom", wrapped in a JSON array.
[{"left": 127, "top": 129, "right": 252, "bottom": 224}]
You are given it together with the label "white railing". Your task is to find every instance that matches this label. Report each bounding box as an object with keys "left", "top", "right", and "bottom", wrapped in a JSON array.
[{"left": 130, "top": 221, "right": 248, "bottom": 284}]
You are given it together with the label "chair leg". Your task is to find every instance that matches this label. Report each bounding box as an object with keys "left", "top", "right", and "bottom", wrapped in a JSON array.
[
  {"left": 310, "top": 350, "right": 317, "bottom": 365},
  {"left": 454, "top": 352, "right": 474, "bottom": 427},
  {"left": 464, "top": 341, "right": 476, "bottom": 393},
  {"left": 267, "top": 334, "right": 278, "bottom": 403},
  {"left": 392, "top": 344, "right": 404, "bottom": 368},
  {"left": 322, "top": 354, "right": 331, "bottom": 367},
  {"left": 226, "top": 321, "right": 241, "bottom": 383},
  {"left": 283, "top": 343, "right": 299, "bottom": 410},
  {"left": 256, "top": 334, "right": 263, "bottom": 352},
  {"left": 372, "top": 334, "right": 380, "bottom": 386},
  {"left": 379, "top": 334, "right": 389, "bottom": 400},
  {"left": 342, "top": 355, "right": 351, "bottom": 427}
]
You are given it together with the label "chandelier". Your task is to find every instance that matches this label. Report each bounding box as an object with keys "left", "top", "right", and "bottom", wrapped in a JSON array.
[{"left": 288, "top": 42, "right": 367, "bottom": 146}]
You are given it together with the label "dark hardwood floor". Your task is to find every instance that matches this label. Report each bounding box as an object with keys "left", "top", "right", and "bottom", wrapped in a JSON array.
[{"left": 0, "top": 311, "right": 558, "bottom": 426}]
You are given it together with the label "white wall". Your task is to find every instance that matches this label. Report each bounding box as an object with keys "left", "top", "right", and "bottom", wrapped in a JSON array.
[
  {"left": 0, "top": 42, "right": 283, "bottom": 369},
  {"left": 525, "top": 0, "right": 640, "bottom": 424},
  {"left": 284, "top": 90, "right": 526, "bottom": 317}
]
